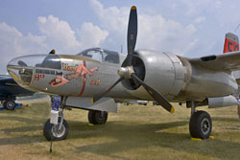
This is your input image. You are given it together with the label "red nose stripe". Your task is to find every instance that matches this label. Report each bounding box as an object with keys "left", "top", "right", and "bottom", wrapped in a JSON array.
[{"left": 78, "top": 61, "right": 86, "bottom": 97}]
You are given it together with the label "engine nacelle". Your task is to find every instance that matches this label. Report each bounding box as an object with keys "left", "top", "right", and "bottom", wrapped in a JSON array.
[
  {"left": 122, "top": 50, "right": 186, "bottom": 100},
  {"left": 208, "top": 95, "right": 238, "bottom": 108}
]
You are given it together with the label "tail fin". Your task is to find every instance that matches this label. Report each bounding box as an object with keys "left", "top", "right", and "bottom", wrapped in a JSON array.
[{"left": 223, "top": 32, "right": 239, "bottom": 53}]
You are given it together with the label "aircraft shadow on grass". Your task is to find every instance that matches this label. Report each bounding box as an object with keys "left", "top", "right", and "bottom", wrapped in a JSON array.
[
  {"left": 212, "top": 117, "right": 240, "bottom": 122},
  {"left": 0, "top": 115, "right": 47, "bottom": 124},
  {"left": 0, "top": 126, "right": 41, "bottom": 134},
  {"left": 67, "top": 120, "right": 240, "bottom": 160},
  {"left": 73, "top": 132, "right": 240, "bottom": 160},
  {"left": 0, "top": 135, "right": 43, "bottom": 146}
]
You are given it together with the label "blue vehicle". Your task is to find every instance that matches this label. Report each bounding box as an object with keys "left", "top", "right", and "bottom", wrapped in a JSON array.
[{"left": 0, "top": 75, "right": 34, "bottom": 110}]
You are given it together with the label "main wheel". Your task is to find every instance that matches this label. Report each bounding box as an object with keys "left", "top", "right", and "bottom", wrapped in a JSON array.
[
  {"left": 43, "top": 118, "right": 69, "bottom": 141},
  {"left": 88, "top": 110, "right": 108, "bottom": 125},
  {"left": 189, "top": 111, "right": 212, "bottom": 139},
  {"left": 3, "top": 99, "right": 16, "bottom": 110}
]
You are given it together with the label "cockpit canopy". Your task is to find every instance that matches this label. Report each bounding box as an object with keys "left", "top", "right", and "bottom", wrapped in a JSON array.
[{"left": 77, "top": 48, "right": 120, "bottom": 64}]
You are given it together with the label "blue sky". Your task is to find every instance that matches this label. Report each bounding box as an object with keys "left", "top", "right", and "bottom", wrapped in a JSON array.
[{"left": 1, "top": 0, "right": 240, "bottom": 73}]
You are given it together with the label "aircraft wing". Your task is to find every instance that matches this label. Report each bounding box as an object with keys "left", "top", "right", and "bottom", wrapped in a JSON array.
[
  {"left": 0, "top": 75, "right": 16, "bottom": 85},
  {"left": 0, "top": 75, "right": 34, "bottom": 97},
  {"left": 189, "top": 51, "right": 240, "bottom": 71},
  {"left": 0, "top": 75, "right": 12, "bottom": 80}
]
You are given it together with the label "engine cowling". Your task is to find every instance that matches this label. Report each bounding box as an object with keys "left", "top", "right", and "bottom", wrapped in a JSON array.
[{"left": 121, "top": 50, "right": 186, "bottom": 100}]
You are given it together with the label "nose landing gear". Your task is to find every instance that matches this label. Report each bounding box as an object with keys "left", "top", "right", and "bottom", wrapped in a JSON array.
[
  {"left": 43, "top": 96, "right": 69, "bottom": 141},
  {"left": 43, "top": 116, "right": 69, "bottom": 141},
  {"left": 43, "top": 96, "right": 109, "bottom": 141}
]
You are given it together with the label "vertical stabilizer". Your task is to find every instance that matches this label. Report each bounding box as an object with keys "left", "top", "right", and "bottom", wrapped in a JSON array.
[
  {"left": 224, "top": 33, "right": 240, "bottom": 85},
  {"left": 223, "top": 32, "right": 239, "bottom": 53}
]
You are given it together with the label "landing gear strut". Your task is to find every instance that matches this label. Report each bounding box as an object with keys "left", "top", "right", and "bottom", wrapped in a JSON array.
[{"left": 189, "top": 101, "right": 212, "bottom": 139}]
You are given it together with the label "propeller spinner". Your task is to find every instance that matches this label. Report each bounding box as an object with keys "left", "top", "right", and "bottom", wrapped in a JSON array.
[{"left": 92, "top": 6, "right": 174, "bottom": 113}]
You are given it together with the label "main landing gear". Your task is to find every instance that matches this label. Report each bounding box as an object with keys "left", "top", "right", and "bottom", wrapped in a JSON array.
[
  {"left": 1, "top": 98, "right": 16, "bottom": 110},
  {"left": 43, "top": 96, "right": 109, "bottom": 141},
  {"left": 189, "top": 101, "right": 212, "bottom": 139},
  {"left": 88, "top": 110, "right": 108, "bottom": 125}
]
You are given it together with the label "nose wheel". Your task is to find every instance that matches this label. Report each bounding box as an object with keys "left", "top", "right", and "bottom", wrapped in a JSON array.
[
  {"left": 43, "top": 117, "right": 69, "bottom": 141},
  {"left": 43, "top": 96, "right": 69, "bottom": 141}
]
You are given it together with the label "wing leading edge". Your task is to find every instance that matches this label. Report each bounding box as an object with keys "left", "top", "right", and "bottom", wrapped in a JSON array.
[{"left": 189, "top": 51, "right": 240, "bottom": 71}]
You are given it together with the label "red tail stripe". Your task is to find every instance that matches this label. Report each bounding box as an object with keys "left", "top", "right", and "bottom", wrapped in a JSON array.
[{"left": 223, "top": 38, "right": 239, "bottom": 53}]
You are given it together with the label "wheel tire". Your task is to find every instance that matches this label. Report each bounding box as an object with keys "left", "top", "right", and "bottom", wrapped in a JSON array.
[
  {"left": 189, "top": 111, "right": 212, "bottom": 139},
  {"left": 88, "top": 110, "right": 108, "bottom": 125},
  {"left": 3, "top": 99, "right": 16, "bottom": 110},
  {"left": 43, "top": 118, "right": 69, "bottom": 141}
]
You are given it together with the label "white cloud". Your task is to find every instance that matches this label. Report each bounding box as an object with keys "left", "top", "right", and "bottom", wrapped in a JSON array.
[
  {"left": 0, "top": 22, "right": 46, "bottom": 74},
  {"left": 137, "top": 14, "right": 198, "bottom": 55},
  {"left": 0, "top": 15, "right": 109, "bottom": 73},
  {"left": 90, "top": 0, "right": 240, "bottom": 56},
  {"left": 77, "top": 22, "right": 109, "bottom": 49},
  {"left": 90, "top": 0, "right": 199, "bottom": 55},
  {"left": 38, "top": 15, "right": 81, "bottom": 54},
  {"left": 89, "top": 0, "right": 129, "bottom": 51},
  {"left": 90, "top": 0, "right": 128, "bottom": 33},
  {"left": 194, "top": 17, "right": 205, "bottom": 24}
]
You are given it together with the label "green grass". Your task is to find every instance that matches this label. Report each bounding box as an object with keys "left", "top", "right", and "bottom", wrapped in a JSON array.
[{"left": 0, "top": 100, "right": 240, "bottom": 160}]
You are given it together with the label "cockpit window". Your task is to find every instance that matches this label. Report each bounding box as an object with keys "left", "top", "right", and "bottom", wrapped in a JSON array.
[
  {"left": 77, "top": 48, "right": 103, "bottom": 62},
  {"left": 77, "top": 48, "right": 119, "bottom": 64},
  {"left": 104, "top": 49, "right": 120, "bottom": 63}
]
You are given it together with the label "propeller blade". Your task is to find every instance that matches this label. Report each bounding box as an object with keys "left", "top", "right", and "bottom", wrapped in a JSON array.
[
  {"left": 92, "top": 77, "right": 124, "bottom": 103},
  {"left": 127, "top": 6, "right": 138, "bottom": 66},
  {"left": 131, "top": 74, "right": 174, "bottom": 113}
]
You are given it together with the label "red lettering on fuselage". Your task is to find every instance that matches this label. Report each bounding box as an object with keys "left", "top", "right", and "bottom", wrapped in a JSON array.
[{"left": 35, "top": 74, "right": 45, "bottom": 80}]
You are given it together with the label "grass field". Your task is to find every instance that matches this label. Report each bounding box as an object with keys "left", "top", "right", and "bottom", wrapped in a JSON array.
[{"left": 0, "top": 98, "right": 240, "bottom": 160}]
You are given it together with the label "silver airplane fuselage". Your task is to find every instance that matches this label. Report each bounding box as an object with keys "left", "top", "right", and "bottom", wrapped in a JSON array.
[{"left": 7, "top": 48, "right": 238, "bottom": 103}]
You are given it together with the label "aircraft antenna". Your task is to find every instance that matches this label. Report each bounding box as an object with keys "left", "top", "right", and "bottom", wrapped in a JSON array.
[{"left": 234, "top": 22, "right": 240, "bottom": 33}]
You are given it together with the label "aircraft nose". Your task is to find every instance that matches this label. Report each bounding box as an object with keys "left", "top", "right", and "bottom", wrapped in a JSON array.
[
  {"left": 7, "top": 56, "right": 34, "bottom": 86},
  {"left": 7, "top": 54, "right": 62, "bottom": 87}
]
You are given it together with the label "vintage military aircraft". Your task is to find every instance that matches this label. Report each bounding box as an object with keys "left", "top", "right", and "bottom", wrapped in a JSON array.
[
  {"left": 0, "top": 75, "right": 34, "bottom": 110},
  {"left": 6, "top": 6, "right": 240, "bottom": 141}
]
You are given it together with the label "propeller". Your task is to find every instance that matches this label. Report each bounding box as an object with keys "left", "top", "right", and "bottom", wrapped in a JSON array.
[{"left": 92, "top": 6, "right": 174, "bottom": 113}]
